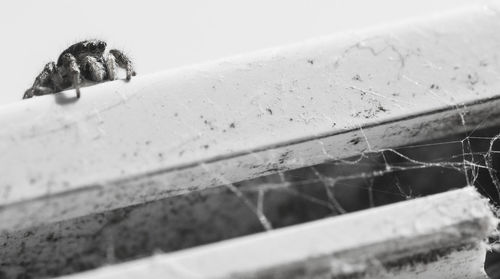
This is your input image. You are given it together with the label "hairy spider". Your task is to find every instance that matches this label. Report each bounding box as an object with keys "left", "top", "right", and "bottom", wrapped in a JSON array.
[{"left": 23, "top": 40, "right": 136, "bottom": 99}]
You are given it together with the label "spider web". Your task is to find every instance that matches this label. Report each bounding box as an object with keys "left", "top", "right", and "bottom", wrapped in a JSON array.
[
  {"left": 190, "top": 33, "right": 500, "bottom": 273},
  {"left": 200, "top": 37, "right": 500, "bottom": 235},
  {"left": 5, "top": 24, "right": 500, "bottom": 279},
  {"left": 6, "top": 102, "right": 500, "bottom": 279},
  {"left": 227, "top": 128, "right": 500, "bottom": 231},
  {"left": 202, "top": 91, "right": 500, "bottom": 278}
]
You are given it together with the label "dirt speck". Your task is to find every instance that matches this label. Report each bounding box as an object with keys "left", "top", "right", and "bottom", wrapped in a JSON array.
[
  {"left": 204, "top": 120, "right": 215, "bottom": 131},
  {"left": 377, "top": 105, "right": 387, "bottom": 112},
  {"left": 278, "top": 151, "right": 291, "bottom": 164},
  {"left": 429, "top": 84, "right": 440, "bottom": 90},
  {"left": 467, "top": 73, "right": 479, "bottom": 86},
  {"left": 349, "top": 137, "right": 361, "bottom": 145}
]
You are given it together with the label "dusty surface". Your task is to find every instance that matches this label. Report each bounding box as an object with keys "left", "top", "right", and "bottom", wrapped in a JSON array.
[
  {"left": 2, "top": 5, "right": 500, "bottom": 233},
  {"left": 1, "top": 4, "right": 500, "bottom": 278},
  {"left": 56, "top": 187, "right": 497, "bottom": 279}
]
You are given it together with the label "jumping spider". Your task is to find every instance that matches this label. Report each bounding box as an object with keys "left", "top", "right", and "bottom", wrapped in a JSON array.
[{"left": 23, "top": 40, "right": 136, "bottom": 99}]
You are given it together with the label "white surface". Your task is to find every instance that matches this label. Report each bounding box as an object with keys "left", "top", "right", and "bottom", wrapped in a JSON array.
[
  {"left": 60, "top": 187, "right": 497, "bottom": 279},
  {"left": 2, "top": 5, "right": 500, "bottom": 231},
  {"left": 0, "top": 0, "right": 482, "bottom": 106}
]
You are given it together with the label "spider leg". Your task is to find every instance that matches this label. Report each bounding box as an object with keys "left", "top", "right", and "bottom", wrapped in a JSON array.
[
  {"left": 23, "top": 88, "right": 36, "bottom": 99},
  {"left": 104, "top": 53, "right": 116, "bottom": 81},
  {"left": 23, "top": 86, "right": 56, "bottom": 99},
  {"left": 59, "top": 53, "right": 81, "bottom": 98},
  {"left": 23, "top": 62, "right": 59, "bottom": 99},
  {"left": 109, "top": 49, "right": 136, "bottom": 80},
  {"left": 23, "top": 89, "right": 33, "bottom": 99},
  {"left": 51, "top": 72, "right": 64, "bottom": 92},
  {"left": 82, "top": 56, "right": 106, "bottom": 82},
  {"left": 32, "top": 62, "right": 56, "bottom": 87}
]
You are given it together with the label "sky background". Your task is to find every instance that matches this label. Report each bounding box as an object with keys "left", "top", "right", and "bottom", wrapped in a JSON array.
[{"left": 0, "top": 0, "right": 480, "bottom": 106}]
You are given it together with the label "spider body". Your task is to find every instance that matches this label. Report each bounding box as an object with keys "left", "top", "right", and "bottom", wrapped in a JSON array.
[{"left": 23, "top": 40, "right": 136, "bottom": 99}]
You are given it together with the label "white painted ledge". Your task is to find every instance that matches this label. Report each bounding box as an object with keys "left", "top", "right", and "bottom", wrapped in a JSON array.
[
  {"left": 59, "top": 187, "right": 498, "bottom": 279},
  {"left": 2, "top": 4, "right": 500, "bottom": 231}
]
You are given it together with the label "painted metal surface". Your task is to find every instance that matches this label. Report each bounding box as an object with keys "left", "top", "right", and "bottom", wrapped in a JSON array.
[
  {"left": 1, "top": 5, "right": 500, "bottom": 231},
  {"left": 59, "top": 187, "right": 497, "bottom": 279}
]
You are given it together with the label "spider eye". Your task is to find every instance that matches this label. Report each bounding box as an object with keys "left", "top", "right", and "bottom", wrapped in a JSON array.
[{"left": 98, "top": 42, "right": 106, "bottom": 50}]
